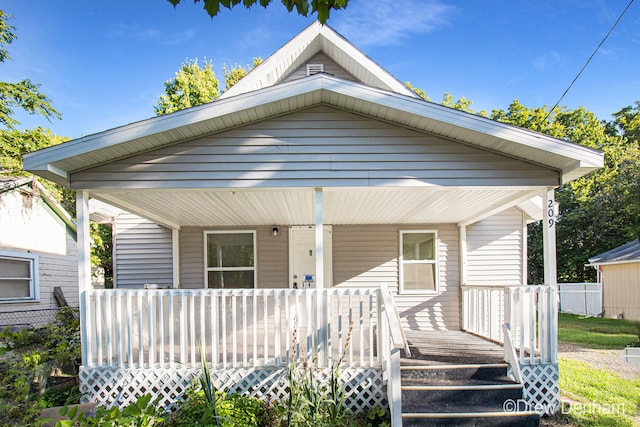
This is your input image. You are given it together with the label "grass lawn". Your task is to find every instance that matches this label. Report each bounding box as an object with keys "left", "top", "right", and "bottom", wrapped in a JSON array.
[
  {"left": 554, "top": 313, "right": 640, "bottom": 426},
  {"left": 558, "top": 313, "right": 640, "bottom": 349}
]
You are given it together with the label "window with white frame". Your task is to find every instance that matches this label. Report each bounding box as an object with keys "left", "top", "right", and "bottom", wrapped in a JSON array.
[
  {"left": 0, "top": 251, "right": 39, "bottom": 302},
  {"left": 400, "top": 231, "right": 438, "bottom": 293},
  {"left": 205, "top": 231, "right": 256, "bottom": 289}
]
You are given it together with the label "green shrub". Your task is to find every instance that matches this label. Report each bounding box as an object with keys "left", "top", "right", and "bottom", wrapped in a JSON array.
[{"left": 56, "top": 393, "right": 165, "bottom": 427}]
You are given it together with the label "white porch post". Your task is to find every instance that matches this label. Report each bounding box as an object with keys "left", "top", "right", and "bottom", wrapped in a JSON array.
[
  {"left": 543, "top": 188, "right": 558, "bottom": 286},
  {"left": 315, "top": 188, "right": 324, "bottom": 289},
  {"left": 543, "top": 188, "right": 558, "bottom": 362},
  {"left": 172, "top": 228, "right": 180, "bottom": 288},
  {"left": 76, "top": 191, "right": 92, "bottom": 366},
  {"left": 314, "top": 187, "right": 328, "bottom": 365}
]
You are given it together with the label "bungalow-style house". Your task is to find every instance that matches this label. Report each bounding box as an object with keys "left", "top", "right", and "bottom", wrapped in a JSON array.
[
  {"left": 0, "top": 176, "right": 78, "bottom": 328},
  {"left": 23, "top": 22, "right": 603, "bottom": 425},
  {"left": 588, "top": 240, "right": 640, "bottom": 321}
]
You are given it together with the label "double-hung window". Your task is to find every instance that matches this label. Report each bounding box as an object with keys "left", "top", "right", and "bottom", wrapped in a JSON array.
[
  {"left": 0, "top": 251, "right": 39, "bottom": 302},
  {"left": 400, "top": 231, "right": 438, "bottom": 293},
  {"left": 205, "top": 231, "right": 256, "bottom": 289}
]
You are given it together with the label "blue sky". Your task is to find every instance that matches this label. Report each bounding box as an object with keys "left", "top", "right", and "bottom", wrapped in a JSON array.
[{"left": 3, "top": 0, "right": 639, "bottom": 139}]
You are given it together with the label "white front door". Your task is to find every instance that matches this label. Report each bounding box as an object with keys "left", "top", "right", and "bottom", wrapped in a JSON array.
[{"left": 289, "top": 225, "right": 332, "bottom": 289}]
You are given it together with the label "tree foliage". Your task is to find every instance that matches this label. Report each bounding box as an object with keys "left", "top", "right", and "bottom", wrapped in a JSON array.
[
  {"left": 222, "top": 57, "right": 262, "bottom": 91},
  {"left": 155, "top": 58, "right": 220, "bottom": 115},
  {"left": 492, "top": 101, "right": 639, "bottom": 283},
  {"left": 0, "top": 10, "right": 61, "bottom": 129},
  {"left": 167, "top": 0, "right": 348, "bottom": 24}
]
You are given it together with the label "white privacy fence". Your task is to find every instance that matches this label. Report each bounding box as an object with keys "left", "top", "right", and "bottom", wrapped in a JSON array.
[
  {"left": 82, "top": 288, "right": 381, "bottom": 370},
  {"left": 558, "top": 283, "right": 602, "bottom": 316}
]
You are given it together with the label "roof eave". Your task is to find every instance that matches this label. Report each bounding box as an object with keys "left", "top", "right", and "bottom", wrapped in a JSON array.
[{"left": 24, "top": 75, "right": 604, "bottom": 185}]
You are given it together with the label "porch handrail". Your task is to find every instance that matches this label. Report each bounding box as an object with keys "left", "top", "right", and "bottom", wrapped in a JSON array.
[
  {"left": 502, "top": 322, "right": 522, "bottom": 384},
  {"left": 378, "top": 283, "right": 411, "bottom": 357},
  {"left": 376, "top": 283, "right": 408, "bottom": 427}
]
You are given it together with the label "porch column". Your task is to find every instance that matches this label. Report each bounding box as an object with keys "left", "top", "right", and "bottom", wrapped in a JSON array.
[
  {"left": 76, "top": 191, "right": 92, "bottom": 366},
  {"left": 543, "top": 188, "right": 558, "bottom": 362},
  {"left": 543, "top": 188, "right": 558, "bottom": 286},
  {"left": 315, "top": 187, "right": 328, "bottom": 366},
  {"left": 315, "top": 187, "right": 324, "bottom": 289}
]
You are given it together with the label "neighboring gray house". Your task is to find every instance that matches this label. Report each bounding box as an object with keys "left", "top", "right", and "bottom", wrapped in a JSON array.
[
  {"left": 24, "top": 22, "right": 603, "bottom": 425},
  {"left": 0, "top": 177, "right": 78, "bottom": 327}
]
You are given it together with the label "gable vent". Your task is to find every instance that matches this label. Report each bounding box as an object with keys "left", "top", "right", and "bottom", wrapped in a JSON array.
[{"left": 306, "top": 64, "right": 324, "bottom": 76}]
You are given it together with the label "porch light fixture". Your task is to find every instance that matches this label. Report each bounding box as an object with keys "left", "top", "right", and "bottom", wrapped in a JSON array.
[{"left": 272, "top": 227, "right": 279, "bottom": 236}]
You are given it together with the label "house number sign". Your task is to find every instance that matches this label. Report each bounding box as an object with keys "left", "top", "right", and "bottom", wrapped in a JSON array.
[{"left": 547, "top": 198, "right": 557, "bottom": 228}]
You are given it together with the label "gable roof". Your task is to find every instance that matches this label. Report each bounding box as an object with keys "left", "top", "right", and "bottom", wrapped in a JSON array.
[
  {"left": 23, "top": 74, "right": 603, "bottom": 187},
  {"left": 588, "top": 240, "right": 640, "bottom": 266},
  {"left": 219, "top": 21, "right": 417, "bottom": 99},
  {"left": 0, "top": 176, "right": 76, "bottom": 233}
]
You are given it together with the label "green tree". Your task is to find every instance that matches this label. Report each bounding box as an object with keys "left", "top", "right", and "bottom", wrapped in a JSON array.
[
  {"left": 492, "top": 101, "right": 639, "bottom": 283},
  {"left": 0, "top": 10, "right": 60, "bottom": 129},
  {"left": 167, "top": 0, "right": 348, "bottom": 24},
  {"left": 222, "top": 57, "right": 262, "bottom": 91},
  {"left": 154, "top": 58, "right": 220, "bottom": 115}
]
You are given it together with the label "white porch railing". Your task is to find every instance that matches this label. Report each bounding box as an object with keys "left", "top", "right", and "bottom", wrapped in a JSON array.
[
  {"left": 83, "top": 288, "right": 383, "bottom": 370},
  {"left": 462, "top": 285, "right": 558, "bottom": 365},
  {"left": 377, "top": 284, "right": 410, "bottom": 427},
  {"left": 461, "top": 285, "right": 506, "bottom": 343}
]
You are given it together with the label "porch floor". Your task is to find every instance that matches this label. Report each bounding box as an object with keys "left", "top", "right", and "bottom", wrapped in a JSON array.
[{"left": 402, "top": 330, "right": 505, "bottom": 365}]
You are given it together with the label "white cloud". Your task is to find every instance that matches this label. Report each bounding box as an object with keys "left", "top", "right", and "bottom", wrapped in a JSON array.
[{"left": 333, "top": 0, "right": 454, "bottom": 47}]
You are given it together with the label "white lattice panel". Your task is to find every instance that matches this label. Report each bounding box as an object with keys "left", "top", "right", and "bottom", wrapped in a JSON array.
[
  {"left": 80, "top": 366, "right": 386, "bottom": 414},
  {"left": 520, "top": 363, "right": 559, "bottom": 415}
]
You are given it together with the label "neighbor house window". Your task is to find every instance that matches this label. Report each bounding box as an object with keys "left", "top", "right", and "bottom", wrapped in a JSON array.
[
  {"left": 0, "top": 251, "right": 39, "bottom": 302},
  {"left": 205, "top": 231, "right": 256, "bottom": 289},
  {"left": 400, "top": 231, "right": 438, "bottom": 293}
]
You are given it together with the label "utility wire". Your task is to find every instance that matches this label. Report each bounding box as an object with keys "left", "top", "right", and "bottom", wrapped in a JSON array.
[{"left": 544, "top": 0, "right": 635, "bottom": 121}]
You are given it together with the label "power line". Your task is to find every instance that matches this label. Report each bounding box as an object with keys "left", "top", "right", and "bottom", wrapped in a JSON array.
[{"left": 544, "top": 0, "right": 635, "bottom": 121}]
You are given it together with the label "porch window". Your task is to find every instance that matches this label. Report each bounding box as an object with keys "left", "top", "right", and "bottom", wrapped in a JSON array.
[
  {"left": 400, "top": 231, "right": 438, "bottom": 293},
  {"left": 205, "top": 231, "right": 256, "bottom": 289},
  {"left": 0, "top": 251, "right": 39, "bottom": 302}
]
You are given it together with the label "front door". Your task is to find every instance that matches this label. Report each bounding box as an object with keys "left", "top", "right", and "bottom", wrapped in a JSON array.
[{"left": 289, "top": 225, "right": 332, "bottom": 289}]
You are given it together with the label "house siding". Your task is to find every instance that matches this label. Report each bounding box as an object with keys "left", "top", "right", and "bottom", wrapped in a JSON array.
[
  {"left": 113, "top": 213, "right": 173, "bottom": 289},
  {"left": 465, "top": 207, "right": 525, "bottom": 285},
  {"left": 0, "top": 189, "right": 78, "bottom": 324},
  {"left": 180, "top": 223, "right": 459, "bottom": 331},
  {"left": 282, "top": 51, "right": 359, "bottom": 83},
  {"left": 179, "top": 226, "right": 288, "bottom": 289},
  {"left": 601, "top": 262, "right": 640, "bottom": 321},
  {"left": 71, "top": 106, "right": 559, "bottom": 189}
]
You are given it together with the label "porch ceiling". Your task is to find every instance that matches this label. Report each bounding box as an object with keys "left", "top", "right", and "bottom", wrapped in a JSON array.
[{"left": 93, "top": 186, "right": 541, "bottom": 229}]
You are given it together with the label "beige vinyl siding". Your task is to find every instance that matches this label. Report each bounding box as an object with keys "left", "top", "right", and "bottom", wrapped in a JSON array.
[
  {"left": 602, "top": 262, "right": 640, "bottom": 321},
  {"left": 334, "top": 224, "right": 460, "bottom": 331},
  {"left": 113, "top": 213, "right": 173, "bottom": 289},
  {"left": 282, "top": 51, "right": 359, "bottom": 83},
  {"left": 465, "top": 207, "right": 525, "bottom": 286},
  {"left": 71, "top": 106, "right": 559, "bottom": 189},
  {"left": 179, "top": 226, "right": 288, "bottom": 289},
  {"left": 179, "top": 223, "right": 460, "bottom": 330}
]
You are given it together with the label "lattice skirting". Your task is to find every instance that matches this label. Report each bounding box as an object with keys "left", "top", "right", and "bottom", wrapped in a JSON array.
[
  {"left": 79, "top": 366, "right": 387, "bottom": 414},
  {"left": 519, "top": 363, "right": 560, "bottom": 416}
]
